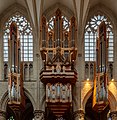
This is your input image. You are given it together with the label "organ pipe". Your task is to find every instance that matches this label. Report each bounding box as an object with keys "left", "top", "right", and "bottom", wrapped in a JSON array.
[
  {"left": 42, "top": 16, "right": 47, "bottom": 48},
  {"left": 93, "top": 21, "right": 109, "bottom": 112},
  {"left": 8, "top": 22, "right": 25, "bottom": 108}
]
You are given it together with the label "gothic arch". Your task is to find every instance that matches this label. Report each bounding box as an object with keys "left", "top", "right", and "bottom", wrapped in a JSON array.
[
  {"left": 82, "top": 88, "right": 92, "bottom": 112},
  {"left": 0, "top": 3, "right": 35, "bottom": 80},
  {"left": 0, "top": 3, "right": 34, "bottom": 58},
  {"left": 0, "top": 88, "right": 36, "bottom": 111},
  {"left": 0, "top": 3, "right": 34, "bottom": 30},
  {"left": 24, "top": 88, "right": 37, "bottom": 110},
  {"left": 0, "top": 90, "right": 9, "bottom": 111},
  {"left": 43, "top": 3, "right": 74, "bottom": 20},
  {"left": 82, "top": 88, "right": 117, "bottom": 112},
  {"left": 84, "top": 3, "right": 117, "bottom": 32},
  {"left": 82, "top": 3, "right": 117, "bottom": 57}
]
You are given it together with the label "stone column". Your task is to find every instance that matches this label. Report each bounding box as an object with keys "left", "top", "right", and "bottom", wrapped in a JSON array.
[
  {"left": 73, "top": 109, "right": 84, "bottom": 120},
  {"left": 110, "top": 111, "right": 117, "bottom": 120},
  {"left": 0, "top": 110, "right": 6, "bottom": 120},
  {"left": 34, "top": 110, "right": 45, "bottom": 120}
]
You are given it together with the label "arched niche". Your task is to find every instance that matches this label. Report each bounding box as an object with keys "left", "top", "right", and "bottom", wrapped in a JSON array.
[
  {"left": 6, "top": 96, "right": 34, "bottom": 120},
  {"left": 43, "top": 3, "right": 74, "bottom": 20},
  {"left": 0, "top": 88, "right": 36, "bottom": 112}
]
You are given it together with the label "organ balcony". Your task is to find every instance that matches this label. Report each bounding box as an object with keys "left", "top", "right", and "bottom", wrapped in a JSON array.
[{"left": 40, "top": 47, "right": 77, "bottom": 84}]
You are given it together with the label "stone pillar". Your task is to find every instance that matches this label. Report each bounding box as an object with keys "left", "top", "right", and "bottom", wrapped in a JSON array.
[
  {"left": 110, "top": 111, "right": 117, "bottom": 120},
  {"left": 73, "top": 109, "right": 84, "bottom": 120},
  {"left": 34, "top": 110, "right": 45, "bottom": 120},
  {"left": 0, "top": 110, "right": 6, "bottom": 120}
]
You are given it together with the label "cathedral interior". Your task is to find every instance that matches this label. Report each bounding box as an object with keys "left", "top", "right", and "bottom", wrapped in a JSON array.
[{"left": 0, "top": 0, "right": 117, "bottom": 120}]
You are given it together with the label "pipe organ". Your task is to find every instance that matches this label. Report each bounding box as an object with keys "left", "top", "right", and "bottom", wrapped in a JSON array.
[
  {"left": 40, "top": 9, "right": 77, "bottom": 117},
  {"left": 8, "top": 22, "right": 25, "bottom": 112},
  {"left": 93, "top": 21, "right": 109, "bottom": 112}
]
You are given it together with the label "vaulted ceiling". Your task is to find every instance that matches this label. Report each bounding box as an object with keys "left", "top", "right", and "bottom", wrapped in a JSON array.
[
  {"left": 0, "top": 0, "right": 117, "bottom": 29},
  {"left": 0, "top": 0, "right": 26, "bottom": 14}
]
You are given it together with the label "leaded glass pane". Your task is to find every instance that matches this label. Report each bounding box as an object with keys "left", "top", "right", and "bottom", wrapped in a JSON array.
[
  {"left": 3, "top": 14, "right": 33, "bottom": 61},
  {"left": 85, "top": 14, "right": 114, "bottom": 62}
]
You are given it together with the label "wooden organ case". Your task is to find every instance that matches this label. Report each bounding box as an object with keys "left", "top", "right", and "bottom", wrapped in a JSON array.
[
  {"left": 40, "top": 9, "right": 77, "bottom": 117},
  {"left": 92, "top": 21, "right": 109, "bottom": 112},
  {"left": 8, "top": 22, "right": 25, "bottom": 118}
]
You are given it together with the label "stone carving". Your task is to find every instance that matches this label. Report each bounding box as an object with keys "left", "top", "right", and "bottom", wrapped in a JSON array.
[
  {"left": 110, "top": 111, "right": 117, "bottom": 120},
  {"left": 73, "top": 109, "right": 84, "bottom": 120},
  {"left": 34, "top": 110, "right": 45, "bottom": 120}
]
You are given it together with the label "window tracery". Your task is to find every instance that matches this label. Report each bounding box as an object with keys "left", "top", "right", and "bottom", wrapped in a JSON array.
[
  {"left": 3, "top": 14, "right": 33, "bottom": 62},
  {"left": 47, "top": 15, "right": 70, "bottom": 32},
  {"left": 85, "top": 14, "right": 114, "bottom": 81},
  {"left": 85, "top": 14, "right": 113, "bottom": 62}
]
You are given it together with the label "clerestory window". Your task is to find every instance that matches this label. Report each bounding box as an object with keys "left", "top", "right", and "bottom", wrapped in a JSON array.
[
  {"left": 84, "top": 14, "right": 113, "bottom": 62},
  {"left": 3, "top": 14, "right": 33, "bottom": 62}
]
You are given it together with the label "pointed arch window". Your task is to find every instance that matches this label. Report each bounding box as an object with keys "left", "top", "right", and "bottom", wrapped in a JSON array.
[
  {"left": 84, "top": 14, "right": 113, "bottom": 62},
  {"left": 46, "top": 14, "right": 70, "bottom": 49},
  {"left": 3, "top": 14, "right": 33, "bottom": 62}
]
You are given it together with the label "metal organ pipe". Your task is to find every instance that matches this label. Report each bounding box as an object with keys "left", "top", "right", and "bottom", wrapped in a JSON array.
[
  {"left": 40, "top": 9, "right": 77, "bottom": 117},
  {"left": 93, "top": 21, "right": 109, "bottom": 112},
  {"left": 18, "top": 47, "right": 20, "bottom": 73},
  {"left": 56, "top": 9, "right": 61, "bottom": 47},
  {"left": 42, "top": 17, "right": 46, "bottom": 48},
  {"left": 71, "top": 26, "right": 75, "bottom": 47},
  {"left": 8, "top": 22, "right": 25, "bottom": 107},
  {"left": 12, "top": 34, "right": 15, "bottom": 72}
]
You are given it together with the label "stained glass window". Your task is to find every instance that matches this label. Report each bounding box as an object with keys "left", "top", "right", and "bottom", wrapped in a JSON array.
[
  {"left": 85, "top": 14, "right": 113, "bottom": 62},
  {"left": 4, "top": 14, "right": 33, "bottom": 61}
]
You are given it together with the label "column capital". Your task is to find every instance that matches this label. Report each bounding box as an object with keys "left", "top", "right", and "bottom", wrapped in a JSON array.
[
  {"left": 110, "top": 111, "right": 117, "bottom": 120},
  {"left": 73, "top": 109, "right": 84, "bottom": 120},
  {"left": 34, "top": 110, "right": 45, "bottom": 120}
]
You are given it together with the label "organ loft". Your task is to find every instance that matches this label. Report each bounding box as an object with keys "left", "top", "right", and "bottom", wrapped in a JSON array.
[{"left": 40, "top": 9, "right": 77, "bottom": 118}]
